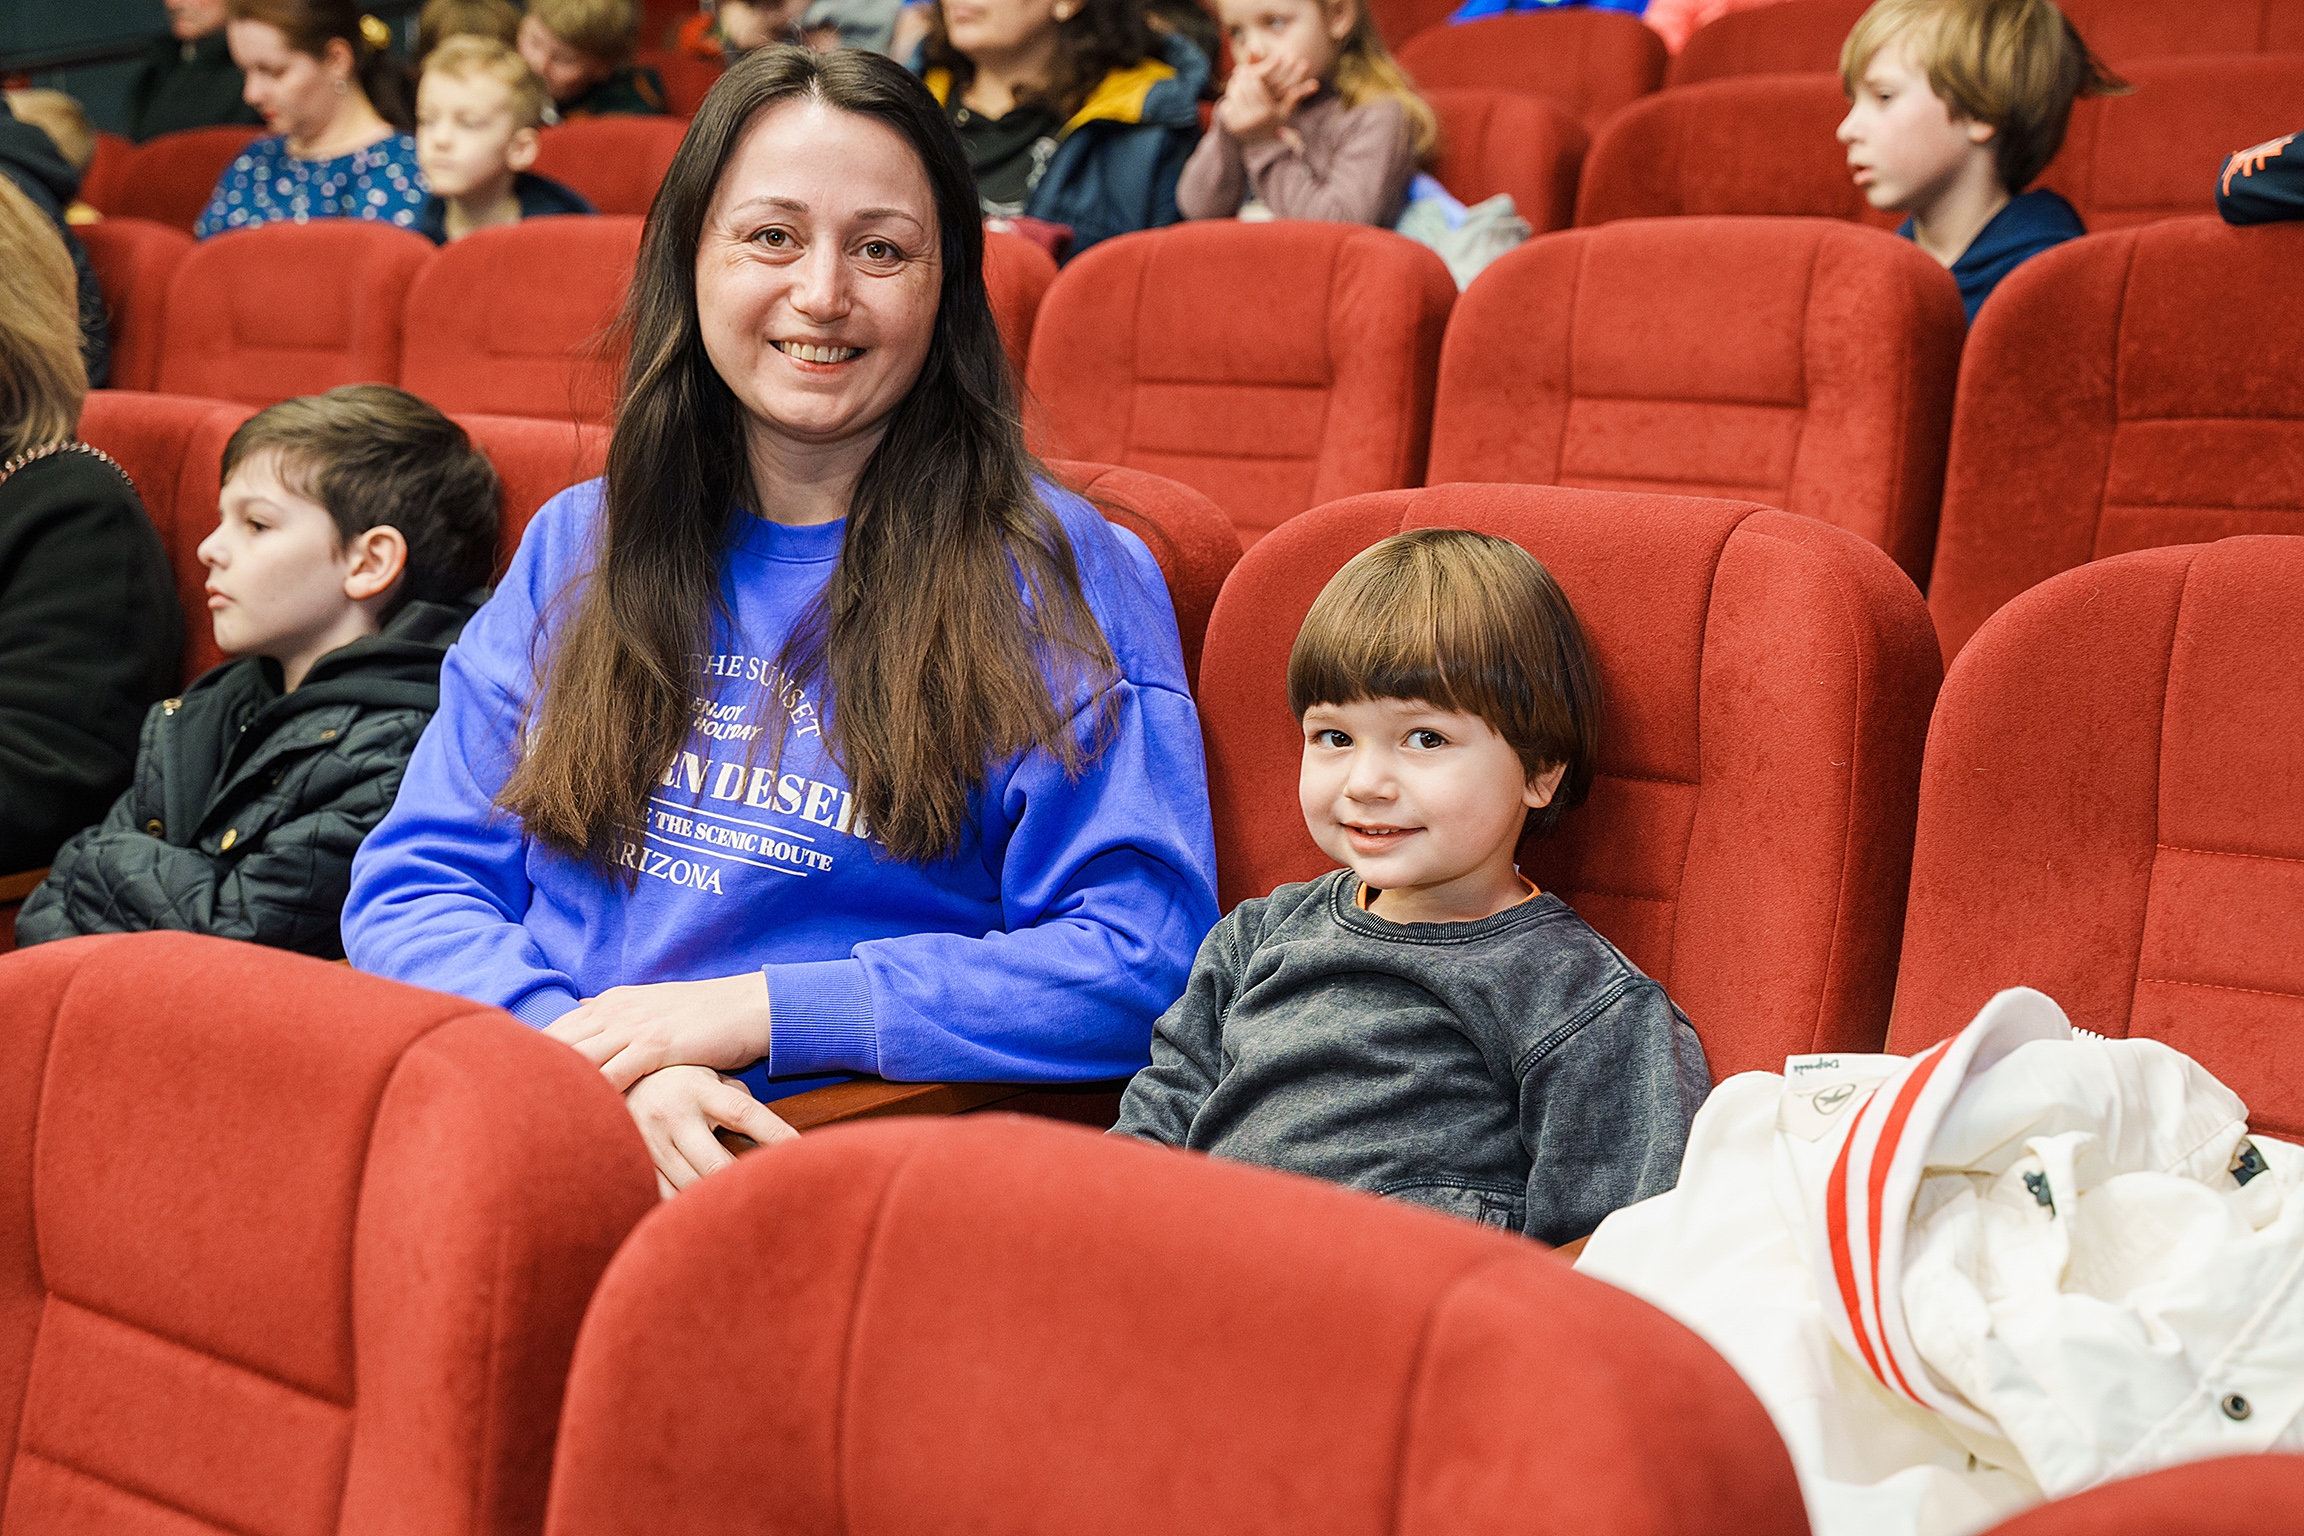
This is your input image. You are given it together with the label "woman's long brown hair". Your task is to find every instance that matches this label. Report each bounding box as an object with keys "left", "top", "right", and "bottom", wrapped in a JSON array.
[{"left": 499, "top": 46, "right": 1116, "bottom": 869}]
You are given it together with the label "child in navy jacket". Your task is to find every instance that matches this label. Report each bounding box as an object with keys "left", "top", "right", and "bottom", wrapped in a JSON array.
[{"left": 1835, "top": 0, "right": 2124, "bottom": 322}]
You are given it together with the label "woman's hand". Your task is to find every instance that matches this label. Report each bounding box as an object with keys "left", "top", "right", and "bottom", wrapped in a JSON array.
[
  {"left": 624, "top": 1065, "right": 799, "bottom": 1198},
  {"left": 1217, "top": 53, "right": 1317, "bottom": 144},
  {"left": 546, "top": 971, "right": 774, "bottom": 1091}
]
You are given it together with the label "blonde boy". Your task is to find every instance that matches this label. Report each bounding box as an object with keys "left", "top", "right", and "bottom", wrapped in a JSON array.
[
  {"left": 414, "top": 36, "right": 595, "bottom": 244},
  {"left": 1836, "top": 0, "right": 2122, "bottom": 320},
  {"left": 516, "top": 0, "right": 666, "bottom": 120}
]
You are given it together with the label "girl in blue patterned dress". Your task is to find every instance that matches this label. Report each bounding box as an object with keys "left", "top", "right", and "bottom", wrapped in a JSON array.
[{"left": 195, "top": 0, "right": 427, "bottom": 239}]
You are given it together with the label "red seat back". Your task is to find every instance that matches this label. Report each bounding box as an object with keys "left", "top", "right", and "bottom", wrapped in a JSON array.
[
  {"left": 1397, "top": 12, "right": 1668, "bottom": 130},
  {"left": 1430, "top": 217, "right": 1963, "bottom": 582},
  {"left": 1045, "top": 460, "right": 1241, "bottom": 683},
  {"left": 529, "top": 117, "right": 690, "bottom": 217},
  {"left": 1577, "top": 75, "right": 1896, "bottom": 227},
  {"left": 76, "top": 217, "right": 194, "bottom": 392},
  {"left": 985, "top": 225, "right": 1058, "bottom": 386},
  {"left": 1892, "top": 537, "right": 2304, "bottom": 1138},
  {"left": 1366, "top": 0, "right": 1462, "bottom": 49},
  {"left": 1669, "top": 0, "right": 1868, "bottom": 85},
  {"left": 1672, "top": 0, "right": 2304, "bottom": 85},
  {"left": 78, "top": 131, "right": 134, "bottom": 214},
  {"left": 2038, "top": 53, "right": 2304, "bottom": 230},
  {"left": 451, "top": 413, "right": 614, "bottom": 576},
  {"left": 0, "top": 932, "right": 655, "bottom": 1536},
  {"left": 1197, "top": 483, "right": 1941, "bottom": 1076},
  {"left": 1927, "top": 219, "right": 2304, "bottom": 659},
  {"left": 1424, "top": 88, "right": 1589, "bottom": 234},
  {"left": 542, "top": 1115, "right": 1810, "bottom": 1536},
  {"left": 1026, "top": 222, "right": 1455, "bottom": 548},
  {"left": 2060, "top": 0, "right": 2304, "bottom": 58},
  {"left": 637, "top": 49, "right": 722, "bottom": 115},
  {"left": 399, "top": 217, "right": 642, "bottom": 423},
  {"left": 109, "top": 126, "right": 265, "bottom": 232},
  {"left": 78, "top": 390, "right": 252, "bottom": 682},
  {"left": 1972, "top": 1455, "right": 2304, "bottom": 1536},
  {"left": 155, "top": 222, "right": 433, "bottom": 407}
]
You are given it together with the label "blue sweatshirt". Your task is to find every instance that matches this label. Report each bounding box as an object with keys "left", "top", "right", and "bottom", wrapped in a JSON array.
[
  {"left": 342, "top": 479, "right": 1221, "bottom": 1092},
  {"left": 1900, "top": 188, "right": 2085, "bottom": 324}
]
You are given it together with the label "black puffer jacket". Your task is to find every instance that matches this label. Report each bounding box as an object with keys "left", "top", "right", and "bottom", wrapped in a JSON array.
[{"left": 17, "top": 599, "right": 475, "bottom": 958}]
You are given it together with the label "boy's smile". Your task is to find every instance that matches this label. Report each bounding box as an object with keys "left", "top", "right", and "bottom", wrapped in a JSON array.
[{"left": 1298, "top": 697, "right": 1566, "bottom": 926}]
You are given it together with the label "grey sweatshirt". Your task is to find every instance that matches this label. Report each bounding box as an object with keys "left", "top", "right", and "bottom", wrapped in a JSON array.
[
  {"left": 1113, "top": 869, "right": 1709, "bottom": 1245},
  {"left": 1176, "top": 93, "right": 1416, "bottom": 227}
]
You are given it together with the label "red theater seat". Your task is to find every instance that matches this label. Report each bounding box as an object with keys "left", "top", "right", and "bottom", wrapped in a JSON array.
[
  {"left": 542, "top": 1115, "right": 1811, "bottom": 1536},
  {"left": 1668, "top": 0, "right": 2304, "bottom": 84},
  {"left": 1669, "top": 0, "right": 1869, "bottom": 85},
  {"left": 2060, "top": 0, "right": 2304, "bottom": 59},
  {"left": 1198, "top": 483, "right": 1941, "bottom": 1077},
  {"left": 1425, "top": 88, "right": 1589, "bottom": 234},
  {"left": 1397, "top": 12, "right": 1667, "bottom": 130},
  {"left": 1577, "top": 75, "right": 1891, "bottom": 227},
  {"left": 1429, "top": 218, "right": 1962, "bottom": 582},
  {"left": 638, "top": 48, "right": 723, "bottom": 115},
  {"left": 1972, "top": 1456, "right": 2304, "bottom": 1536},
  {"left": 77, "top": 390, "right": 251, "bottom": 681},
  {"left": 985, "top": 225, "right": 1058, "bottom": 384},
  {"left": 1893, "top": 537, "right": 2304, "bottom": 1138},
  {"left": 1026, "top": 222, "right": 1455, "bottom": 548},
  {"left": 1366, "top": 0, "right": 1461, "bottom": 49},
  {"left": 2038, "top": 54, "right": 2304, "bottom": 230},
  {"left": 1045, "top": 459, "right": 1241, "bottom": 682},
  {"left": 0, "top": 932, "right": 656, "bottom": 1536},
  {"left": 1927, "top": 219, "right": 2304, "bottom": 660},
  {"left": 76, "top": 217, "right": 194, "bottom": 391},
  {"left": 530, "top": 116, "right": 690, "bottom": 217},
  {"left": 103, "top": 125, "right": 265, "bottom": 232},
  {"left": 154, "top": 222, "right": 432, "bottom": 407},
  {"left": 450, "top": 413, "right": 614, "bottom": 575},
  {"left": 400, "top": 217, "right": 642, "bottom": 423},
  {"left": 77, "top": 131, "right": 134, "bottom": 214}
]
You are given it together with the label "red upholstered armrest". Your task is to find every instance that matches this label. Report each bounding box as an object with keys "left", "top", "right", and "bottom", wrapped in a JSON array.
[{"left": 0, "top": 869, "right": 45, "bottom": 904}]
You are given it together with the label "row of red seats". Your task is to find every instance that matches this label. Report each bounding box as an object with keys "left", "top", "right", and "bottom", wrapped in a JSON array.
[
  {"left": 1364, "top": 0, "right": 2304, "bottom": 116},
  {"left": 84, "top": 38, "right": 2290, "bottom": 251},
  {"left": 59, "top": 387, "right": 2304, "bottom": 1132},
  {"left": 68, "top": 391, "right": 1237, "bottom": 684},
  {"left": 4, "top": 477, "right": 2297, "bottom": 1531},
  {"left": 80, "top": 207, "right": 2304, "bottom": 665},
  {"left": 76, "top": 215, "right": 1056, "bottom": 411}
]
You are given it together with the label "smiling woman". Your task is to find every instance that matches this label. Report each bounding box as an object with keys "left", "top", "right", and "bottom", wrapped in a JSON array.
[{"left": 342, "top": 47, "right": 1220, "bottom": 1196}]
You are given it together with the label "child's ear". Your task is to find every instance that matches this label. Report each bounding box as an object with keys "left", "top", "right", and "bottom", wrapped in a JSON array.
[
  {"left": 506, "top": 124, "right": 541, "bottom": 173},
  {"left": 1963, "top": 116, "right": 1998, "bottom": 147},
  {"left": 1325, "top": 0, "right": 1359, "bottom": 43},
  {"left": 342, "top": 525, "right": 409, "bottom": 605},
  {"left": 1523, "top": 761, "right": 1569, "bottom": 810}
]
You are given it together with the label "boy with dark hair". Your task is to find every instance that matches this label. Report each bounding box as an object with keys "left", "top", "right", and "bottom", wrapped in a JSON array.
[
  {"left": 415, "top": 35, "right": 595, "bottom": 243},
  {"left": 1113, "top": 529, "right": 1709, "bottom": 1246},
  {"left": 516, "top": 0, "right": 666, "bottom": 120},
  {"left": 1836, "top": 0, "right": 2124, "bottom": 321},
  {"left": 17, "top": 386, "right": 499, "bottom": 958}
]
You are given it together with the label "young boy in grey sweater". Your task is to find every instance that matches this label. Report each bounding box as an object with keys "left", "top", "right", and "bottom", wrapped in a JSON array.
[{"left": 1113, "top": 529, "right": 1709, "bottom": 1246}]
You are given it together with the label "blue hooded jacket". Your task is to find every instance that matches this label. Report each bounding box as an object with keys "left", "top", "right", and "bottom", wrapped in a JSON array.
[{"left": 923, "top": 31, "right": 1208, "bottom": 259}]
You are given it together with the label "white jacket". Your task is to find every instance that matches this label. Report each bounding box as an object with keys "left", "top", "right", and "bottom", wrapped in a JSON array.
[{"left": 1578, "top": 988, "right": 2304, "bottom": 1536}]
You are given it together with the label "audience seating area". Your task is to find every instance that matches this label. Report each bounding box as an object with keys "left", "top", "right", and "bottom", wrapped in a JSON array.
[{"left": 21, "top": 7, "right": 2304, "bottom": 1527}]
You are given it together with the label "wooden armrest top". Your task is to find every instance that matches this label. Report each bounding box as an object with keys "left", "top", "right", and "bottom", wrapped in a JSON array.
[
  {"left": 0, "top": 867, "right": 49, "bottom": 904},
  {"left": 775, "top": 1077, "right": 1027, "bottom": 1132}
]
